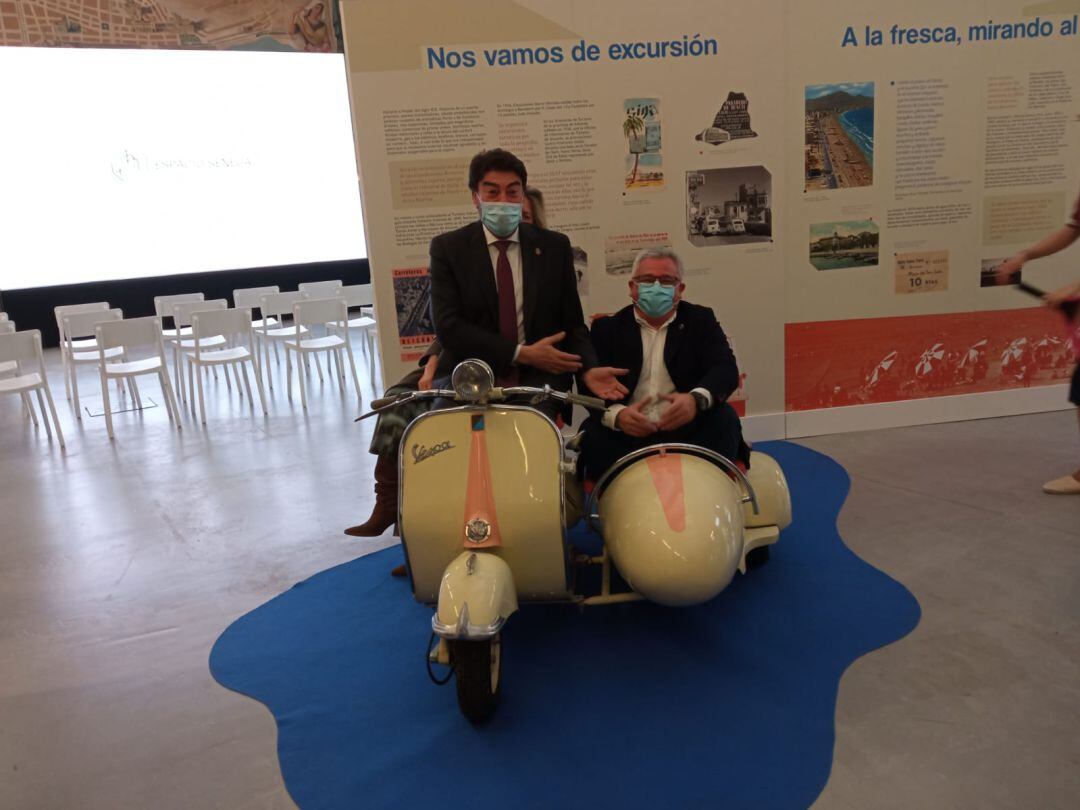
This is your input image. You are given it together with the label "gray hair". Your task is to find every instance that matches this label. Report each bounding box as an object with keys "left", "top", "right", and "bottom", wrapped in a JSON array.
[{"left": 631, "top": 246, "right": 684, "bottom": 279}]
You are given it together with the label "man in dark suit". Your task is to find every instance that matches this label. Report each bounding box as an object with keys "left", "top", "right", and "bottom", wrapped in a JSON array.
[
  {"left": 430, "top": 149, "right": 626, "bottom": 403},
  {"left": 580, "top": 246, "right": 747, "bottom": 480}
]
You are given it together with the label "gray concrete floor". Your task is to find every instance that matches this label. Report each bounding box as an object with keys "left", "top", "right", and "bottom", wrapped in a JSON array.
[{"left": 1, "top": 349, "right": 1077, "bottom": 809}]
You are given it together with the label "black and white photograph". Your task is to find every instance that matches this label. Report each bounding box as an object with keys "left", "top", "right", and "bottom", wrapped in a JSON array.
[
  {"left": 981, "top": 257, "right": 1020, "bottom": 288},
  {"left": 686, "top": 166, "right": 772, "bottom": 246},
  {"left": 572, "top": 245, "right": 590, "bottom": 296}
]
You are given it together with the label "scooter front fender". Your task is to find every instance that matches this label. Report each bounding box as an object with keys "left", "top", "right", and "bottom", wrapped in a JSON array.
[{"left": 432, "top": 552, "right": 518, "bottom": 640}]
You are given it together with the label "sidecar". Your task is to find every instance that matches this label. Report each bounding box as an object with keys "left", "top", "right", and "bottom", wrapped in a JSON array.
[{"left": 593, "top": 445, "right": 792, "bottom": 607}]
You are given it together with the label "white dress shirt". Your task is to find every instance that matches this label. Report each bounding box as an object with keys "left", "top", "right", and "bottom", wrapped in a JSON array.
[
  {"left": 483, "top": 224, "right": 525, "bottom": 344},
  {"left": 602, "top": 307, "right": 713, "bottom": 430}
]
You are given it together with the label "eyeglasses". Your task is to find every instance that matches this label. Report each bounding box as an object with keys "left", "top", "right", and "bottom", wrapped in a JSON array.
[{"left": 632, "top": 275, "right": 680, "bottom": 287}]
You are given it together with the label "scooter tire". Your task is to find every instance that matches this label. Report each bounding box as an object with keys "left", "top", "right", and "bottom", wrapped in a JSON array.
[{"left": 451, "top": 636, "right": 501, "bottom": 725}]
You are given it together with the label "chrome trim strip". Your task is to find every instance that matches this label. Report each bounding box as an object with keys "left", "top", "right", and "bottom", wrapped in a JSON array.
[{"left": 431, "top": 611, "right": 506, "bottom": 640}]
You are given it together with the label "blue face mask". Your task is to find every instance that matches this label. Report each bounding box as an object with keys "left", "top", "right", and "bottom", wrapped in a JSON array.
[
  {"left": 480, "top": 202, "right": 522, "bottom": 238},
  {"left": 635, "top": 281, "right": 677, "bottom": 318}
]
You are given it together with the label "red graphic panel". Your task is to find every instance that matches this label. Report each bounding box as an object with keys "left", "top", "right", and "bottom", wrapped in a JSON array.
[{"left": 785, "top": 307, "right": 1073, "bottom": 411}]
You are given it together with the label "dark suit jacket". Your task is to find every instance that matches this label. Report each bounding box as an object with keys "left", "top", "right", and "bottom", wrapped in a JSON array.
[
  {"left": 430, "top": 220, "right": 596, "bottom": 389},
  {"left": 589, "top": 301, "right": 740, "bottom": 406}
]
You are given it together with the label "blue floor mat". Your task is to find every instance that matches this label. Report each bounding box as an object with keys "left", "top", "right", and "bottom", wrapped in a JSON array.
[{"left": 210, "top": 441, "right": 920, "bottom": 809}]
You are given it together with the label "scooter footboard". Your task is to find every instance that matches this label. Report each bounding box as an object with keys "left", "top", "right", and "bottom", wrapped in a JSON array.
[{"left": 432, "top": 551, "right": 519, "bottom": 640}]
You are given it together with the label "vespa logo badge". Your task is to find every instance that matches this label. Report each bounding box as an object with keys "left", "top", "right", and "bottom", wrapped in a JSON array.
[
  {"left": 411, "top": 440, "right": 454, "bottom": 464},
  {"left": 465, "top": 518, "right": 491, "bottom": 544}
]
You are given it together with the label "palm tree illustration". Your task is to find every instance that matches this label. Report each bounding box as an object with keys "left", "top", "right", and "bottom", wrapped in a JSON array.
[{"left": 623, "top": 111, "right": 644, "bottom": 186}]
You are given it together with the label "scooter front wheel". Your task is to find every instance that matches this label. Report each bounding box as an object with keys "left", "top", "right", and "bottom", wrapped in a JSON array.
[{"left": 450, "top": 636, "right": 501, "bottom": 724}]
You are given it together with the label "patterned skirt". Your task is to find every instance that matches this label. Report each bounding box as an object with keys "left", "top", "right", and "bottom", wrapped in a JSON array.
[{"left": 368, "top": 383, "right": 435, "bottom": 456}]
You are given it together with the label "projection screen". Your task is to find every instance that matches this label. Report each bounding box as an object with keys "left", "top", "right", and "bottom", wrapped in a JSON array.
[{"left": 0, "top": 47, "right": 367, "bottom": 291}]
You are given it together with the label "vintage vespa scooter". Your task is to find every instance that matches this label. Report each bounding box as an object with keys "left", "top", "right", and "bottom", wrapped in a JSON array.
[{"left": 360, "top": 359, "right": 792, "bottom": 723}]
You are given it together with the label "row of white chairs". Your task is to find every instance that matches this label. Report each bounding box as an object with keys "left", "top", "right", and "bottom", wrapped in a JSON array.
[
  {"left": 51, "top": 282, "right": 375, "bottom": 409},
  {"left": 2, "top": 300, "right": 372, "bottom": 448},
  {"left": 5, "top": 282, "right": 376, "bottom": 446},
  {"left": 150, "top": 284, "right": 376, "bottom": 395}
]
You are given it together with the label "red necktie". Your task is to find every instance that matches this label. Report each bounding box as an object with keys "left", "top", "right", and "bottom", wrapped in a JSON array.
[{"left": 494, "top": 240, "right": 519, "bottom": 385}]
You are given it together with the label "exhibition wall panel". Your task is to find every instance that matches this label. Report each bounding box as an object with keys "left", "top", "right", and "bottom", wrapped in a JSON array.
[{"left": 340, "top": 0, "right": 1078, "bottom": 433}]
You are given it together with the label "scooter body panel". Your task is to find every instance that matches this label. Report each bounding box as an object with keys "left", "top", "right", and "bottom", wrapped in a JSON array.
[
  {"left": 433, "top": 551, "right": 519, "bottom": 639},
  {"left": 400, "top": 405, "right": 571, "bottom": 605}
]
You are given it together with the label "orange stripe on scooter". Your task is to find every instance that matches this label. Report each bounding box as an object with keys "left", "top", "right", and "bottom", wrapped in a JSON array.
[
  {"left": 645, "top": 451, "right": 686, "bottom": 533},
  {"left": 462, "top": 418, "right": 502, "bottom": 548}
]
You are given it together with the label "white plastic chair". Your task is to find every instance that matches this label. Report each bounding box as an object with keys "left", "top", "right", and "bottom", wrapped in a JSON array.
[
  {"left": 94, "top": 316, "right": 181, "bottom": 439},
  {"left": 0, "top": 328, "right": 65, "bottom": 448},
  {"left": 54, "top": 302, "right": 110, "bottom": 401},
  {"left": 232, "top": 285, "right": 281, "bottom": 368},
  {"left": 60, "top": 308, "right": 128, "bottom": 419},
  {"left": 298, "top": 279, "right": 343, "bottom": 297},
  {"left": 329, "top": 284, "right": 378, "bottom": 361},
  {"left": 1, "top": 320, "right": 38, "bottom": 421},
  {"left": 170, "top": 299, "right": 228, "bottom": 403},
  {"left": 0, "top": 318, "right": 16, "bottom": 377},
  {"left": 187, "top": 307, "right": 268, "bottom": 425},
  {"left": 153, "top": 292, "right": 204, "bottom": 340},
  {"left": 285, "top": 298, "right": 362, "bottom": 410},
  {"left": 256, "top": 291, "right": 310, "bottom": 391}
]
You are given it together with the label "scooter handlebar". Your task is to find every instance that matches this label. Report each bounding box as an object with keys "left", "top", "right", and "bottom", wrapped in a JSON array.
[
  {"left": 498, "top": 385, "right": 608, "bottom": 411},
  {"left": 354, "top": 389, "right": 455, "bottom": 421},
  {"left": 356, "top": 385, "right": 606, "bottom": 422},
  {"left": 369, "top": 395, "right": 400, "bottom": 410},
  {"left": 568, "top": 393, "right": 608, "bottom": 410}
]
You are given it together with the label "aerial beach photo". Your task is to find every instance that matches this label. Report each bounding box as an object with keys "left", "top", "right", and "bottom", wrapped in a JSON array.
[{"left": 804, "top": 82, "right": 874, "bottom": 191}]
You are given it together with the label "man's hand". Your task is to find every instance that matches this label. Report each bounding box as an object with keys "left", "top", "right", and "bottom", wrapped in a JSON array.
[
  {"left": 418, "top": 354, "right": 438, "bottom": 391},
  {"left": 517, "top": 331, "right": 582, "bottom": 374},
  {"left": 583, "top": 366, "right": 629, "bottom": 401},
  {"left": 615, "top": 396, "right": 657, "bottom": 437},
  {"left": 656, "top": 392, "right": 697, "bottom": 432},
  {"left": 994, "top": 253, "right": 1025, "bottom": 285}
]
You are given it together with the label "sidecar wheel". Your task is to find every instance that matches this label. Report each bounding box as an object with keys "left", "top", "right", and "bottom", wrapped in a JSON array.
[
  {"left": 450, "top": 636, "right": 501, "bottom": 724},
  {"left": 746, "top": 545, "right": 770, "bottom": 569}
]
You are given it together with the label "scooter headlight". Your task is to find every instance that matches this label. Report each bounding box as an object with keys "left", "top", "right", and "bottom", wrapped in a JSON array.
[{"left": 451, "top": 359, "right": 495, "bottom": 401}]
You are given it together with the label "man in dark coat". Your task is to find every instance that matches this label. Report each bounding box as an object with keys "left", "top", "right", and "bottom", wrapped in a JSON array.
[
  {"left": 429, "top": 148, "right": 626, "bottom": 403},
  {"left": 580, "top": 246, "right": 747, "bottom": 480}
]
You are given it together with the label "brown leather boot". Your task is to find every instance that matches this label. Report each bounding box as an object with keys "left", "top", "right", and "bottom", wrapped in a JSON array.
[{"left": 344, "top": 455, "right": 399, "bottom": 537}]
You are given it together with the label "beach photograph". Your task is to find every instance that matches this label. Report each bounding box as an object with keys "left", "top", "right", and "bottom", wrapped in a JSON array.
[
  {"left": 809, "top": 219, "right": 879, "bottom": 270},
  {"left": 623, "top": 98, "right": 663, "bottom": 189},
  {"left": 805, "top": 82, "right": 874, "bottom": 191}
]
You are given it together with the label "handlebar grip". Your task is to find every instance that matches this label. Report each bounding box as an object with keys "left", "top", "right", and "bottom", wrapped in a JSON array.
[{"left": 573, "top": 394, "right": 608, "bottom": 410}]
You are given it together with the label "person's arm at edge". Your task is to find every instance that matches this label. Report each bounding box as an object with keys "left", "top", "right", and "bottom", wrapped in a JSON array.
[{"left": 996, "top": 224, "right": 1080, "bottom": 281}]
